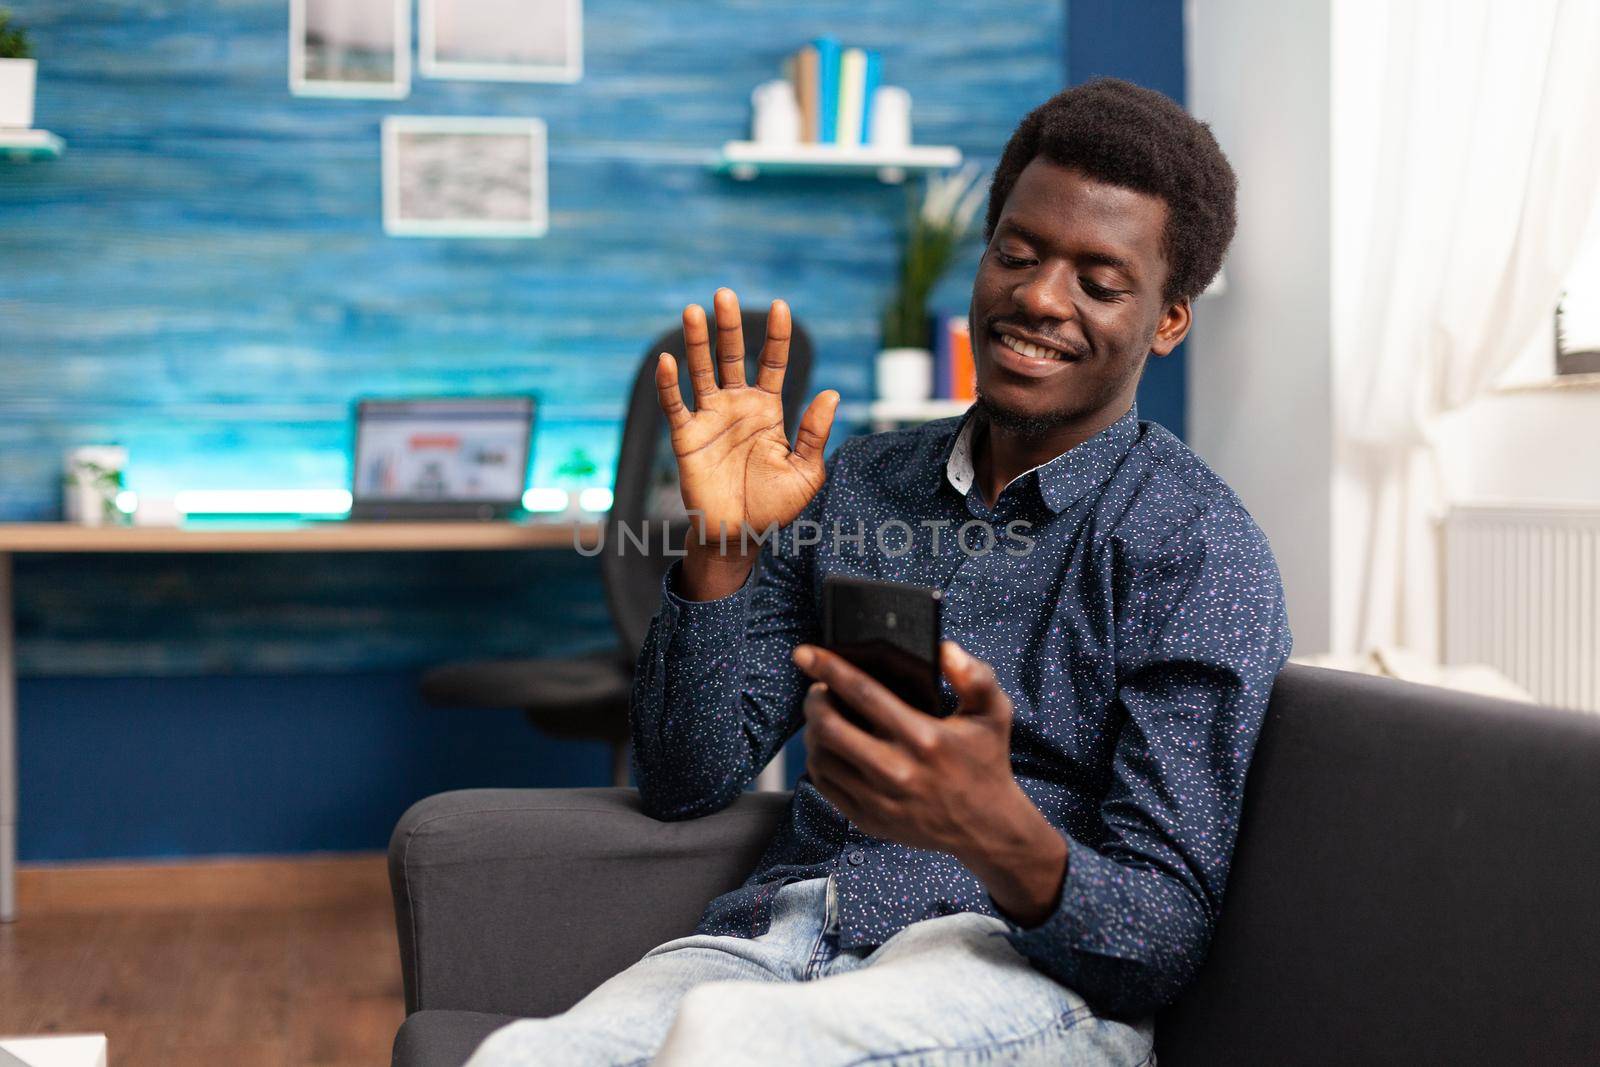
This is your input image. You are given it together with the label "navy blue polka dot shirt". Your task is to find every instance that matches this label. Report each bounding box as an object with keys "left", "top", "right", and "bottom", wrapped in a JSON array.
[{"left": 629, "top": 405, "right": 1292, "bottom": 1017}]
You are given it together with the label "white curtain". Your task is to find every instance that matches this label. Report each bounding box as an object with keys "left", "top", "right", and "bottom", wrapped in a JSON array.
[{"left": 1329, "top": 0, "right": 1600, "bottom": 658}]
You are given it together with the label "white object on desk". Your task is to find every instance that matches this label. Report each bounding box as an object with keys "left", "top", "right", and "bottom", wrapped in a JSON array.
[
  {"left": 131, "top": 495, "right": 181, "bottom": 527},
  {"left": 62, "top": 447, "right": 128, "bottom": 528},
  {"left": 0, "top": 1034, "right": 108, "bottom": 1067}
]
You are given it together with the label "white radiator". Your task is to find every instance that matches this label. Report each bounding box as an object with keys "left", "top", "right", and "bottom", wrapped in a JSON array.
[{"left": 1443, "top": 504, "right": 1600, "bottom": 712}]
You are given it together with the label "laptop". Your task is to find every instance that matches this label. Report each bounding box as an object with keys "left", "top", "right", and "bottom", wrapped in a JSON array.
[{"left": 348, "top": 396, "right": 536, "bottom": 521}]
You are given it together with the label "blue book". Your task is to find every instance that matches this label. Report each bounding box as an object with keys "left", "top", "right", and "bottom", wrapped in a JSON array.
[
  {"left": 812, "top": 36, "right": 841, "bottom": 144},
  {"left": 860, "top": 50, "right": 882, "bottom": 146}
]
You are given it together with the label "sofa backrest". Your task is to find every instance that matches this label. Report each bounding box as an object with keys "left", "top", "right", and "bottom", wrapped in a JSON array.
[{"left": 1155, "top": 664, "right": 1600, "bottom": 1064}]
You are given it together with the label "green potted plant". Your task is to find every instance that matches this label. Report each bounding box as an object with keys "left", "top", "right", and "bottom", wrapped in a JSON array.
[
  {"left": 877, "top": 164, "right": 987, "bottom": 401},
  {"left": 0, "top": 8, "right": 35, "bottom": 129}
]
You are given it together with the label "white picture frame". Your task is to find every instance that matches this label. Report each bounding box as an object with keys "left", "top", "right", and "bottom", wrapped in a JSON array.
[
  {"left": 290, "top": 0, "right": 411, "bottom": 99},
  {"left": 418, "top": 0, "right": 583, "bottom": 84},
  {"left": 382, "top": 116, "right": 549, "bottom": 238}
]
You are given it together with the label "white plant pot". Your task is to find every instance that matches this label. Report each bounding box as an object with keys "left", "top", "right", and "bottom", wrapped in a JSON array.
[
  {"left": 63, "top": 445, "right": 128, "bottom": 527},
  {"left": 0, "top": 58, "right": 36, "bottom": 129},
  {"left": 875, "top": 347, "right": 934, "bottom": 402}
]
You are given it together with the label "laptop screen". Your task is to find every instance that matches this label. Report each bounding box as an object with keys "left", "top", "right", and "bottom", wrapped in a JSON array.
[{"left": 352, "top": 397, "right": 535, "bottom": 505}]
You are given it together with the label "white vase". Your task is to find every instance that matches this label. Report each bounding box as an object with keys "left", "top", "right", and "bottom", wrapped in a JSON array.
[
  {"left": 868, "top": 86, "right": 912, "bottom": 149},
  {"left": 751, "top": 79, "right": 800, "bottom": 146},
  {"left": 0, "top": 59, "right": 36, "bottom": 129},
  {"left": 63, "top": 445, "right": 128, "bottom": 527},
  {"left": 875, "top": 347, "right": 934, "bottom": 402}
]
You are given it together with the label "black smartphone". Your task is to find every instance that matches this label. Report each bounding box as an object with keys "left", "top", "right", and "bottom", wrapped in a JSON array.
[{"left": 821, "top": 576, "right": 944, "bottom": 716}]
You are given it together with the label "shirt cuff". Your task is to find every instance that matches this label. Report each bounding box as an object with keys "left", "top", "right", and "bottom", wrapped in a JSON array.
[
  {"left": 999, "top": 833, "right": 1127, "bottom": 961},
  {"left": 657, "top": 558, "right": 757, "bottom": 646}
]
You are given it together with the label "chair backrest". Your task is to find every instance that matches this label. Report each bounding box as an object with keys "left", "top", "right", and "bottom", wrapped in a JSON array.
[
  {"left": 601, "top": 310, "right": 814, "bottom": 660},
  {"left": 1155, "top": 664, "right": 1600, "bottom": 1064}
]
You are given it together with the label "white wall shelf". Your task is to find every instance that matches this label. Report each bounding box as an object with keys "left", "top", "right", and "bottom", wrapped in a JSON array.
[
  {"left": 0, "top": 129, "right": 64, "bottom": 161},
  {"left": 841, "top": 398, "right": 972, "bottom": 431},
  {"left": 714, "top": 141, "right": 961, "bottom": 184}
]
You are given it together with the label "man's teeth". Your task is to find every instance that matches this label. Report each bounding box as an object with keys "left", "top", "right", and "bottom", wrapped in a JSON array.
[{"left": 1000, "top": 333, "right": 1066, "bottom": 361}]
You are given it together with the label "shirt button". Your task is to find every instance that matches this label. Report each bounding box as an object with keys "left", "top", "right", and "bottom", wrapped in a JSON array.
[{"left": 847, "top": 850, "right": 866, "bottom": 866}]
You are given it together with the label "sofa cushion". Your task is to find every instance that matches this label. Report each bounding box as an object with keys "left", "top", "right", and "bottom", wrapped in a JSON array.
[{"left": 1155, "top": 665, "right": 1600, "bottom": 1064}]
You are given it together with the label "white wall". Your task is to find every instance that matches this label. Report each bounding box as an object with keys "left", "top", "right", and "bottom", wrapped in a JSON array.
[
  {"left": 1435, "top": 387, "right": 1600, "bottom": 503},
  {"left": 1185, "top": 0, "right": 1334, "bottom": 653},
  {"left": 1437, "top": 253, "right": 1600, "bottom": 506},
  {"left": 1185, "top": 0, "right": 1600, "bottom": 659}
]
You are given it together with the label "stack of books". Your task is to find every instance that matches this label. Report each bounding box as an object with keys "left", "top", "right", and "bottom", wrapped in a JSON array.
[
  {"left": 782, "top": 38, "right": 882, "bottom": 147},
  {"left": 931, "top": 315, "right": 976, "bottom": 401}
]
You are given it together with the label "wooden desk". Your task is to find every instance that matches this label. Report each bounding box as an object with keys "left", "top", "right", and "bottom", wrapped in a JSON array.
[
  {"left": 0, "top": 519, "right": 600, "bottom": 554},
  {"left": 0, "top": 520, "right": 600, "bottom": 921}
]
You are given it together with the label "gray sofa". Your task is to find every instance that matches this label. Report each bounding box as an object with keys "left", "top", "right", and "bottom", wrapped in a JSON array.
[{"left": 388, "top": 664, "right": 1600, "bottom": 1066}]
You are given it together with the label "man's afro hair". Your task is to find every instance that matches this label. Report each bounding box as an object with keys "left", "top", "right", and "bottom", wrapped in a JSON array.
[{"left": 984, "top": 78, "right": 1237, "bottom": 304}]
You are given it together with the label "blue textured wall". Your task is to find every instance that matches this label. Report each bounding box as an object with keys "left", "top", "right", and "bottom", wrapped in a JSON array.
[
  {"left": 1067, "top": 0, "right": 1189, "bottom": 439},
  {"left": 2, "top": 0, "right": 1100, "bottom": 861},
  {"left": 3, "top": 0, "right": 1066, "bottom": 524},
  {"left": 4, "top": 0, "right": 1067, "bottom": 680}
]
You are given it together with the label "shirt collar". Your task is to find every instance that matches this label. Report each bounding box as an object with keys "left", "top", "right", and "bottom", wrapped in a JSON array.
[{"left": 943, "top": 405, "right": 1141, "bottom": 514}]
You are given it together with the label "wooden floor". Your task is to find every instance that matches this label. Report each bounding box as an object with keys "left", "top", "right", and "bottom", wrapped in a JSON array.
[{"left": 0, "top": 854, "right": 404, "bottom": 1067}]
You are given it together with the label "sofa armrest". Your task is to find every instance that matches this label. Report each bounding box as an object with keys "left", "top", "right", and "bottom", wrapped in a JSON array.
[{"left": 388, "top": 786, "right": 790, "bottom": 1019}]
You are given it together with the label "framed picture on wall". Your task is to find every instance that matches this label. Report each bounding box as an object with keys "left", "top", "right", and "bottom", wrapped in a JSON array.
[
  {"left": 382, "top": 116, "right": 549, "bottom": 238},
  {"left": 419, "top": 0, "right": 583, "bottom": 83},
  {"left": 290, "top": 0, "right": 410, "bottom": 98}
]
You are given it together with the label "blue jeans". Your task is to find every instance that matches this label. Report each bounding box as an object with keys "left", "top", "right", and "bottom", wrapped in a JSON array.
[{"left": 466, "top": 876, "right": 1155, "bottom": 1066}]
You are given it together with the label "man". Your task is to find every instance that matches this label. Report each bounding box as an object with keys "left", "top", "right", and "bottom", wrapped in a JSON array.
[{"left": 469, "top": 77, "right": 1290, "bottom": 1066}]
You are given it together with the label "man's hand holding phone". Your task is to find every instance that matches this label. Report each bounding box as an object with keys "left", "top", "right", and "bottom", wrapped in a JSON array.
[
  {"left": 655, "top": 289, "right": 840, "bottom": 601},
  {"left": 792, "top": 641, "right": 1070, "bottom": 929}
]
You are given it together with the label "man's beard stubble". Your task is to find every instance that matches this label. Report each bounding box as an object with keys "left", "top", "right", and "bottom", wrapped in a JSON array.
[{"left": 972, "top": 389, "right": 1079, "bottom": 440}]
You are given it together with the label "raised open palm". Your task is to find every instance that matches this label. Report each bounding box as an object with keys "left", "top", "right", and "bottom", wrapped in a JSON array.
[{"left": 656, "top": 289, "right": 839, "bottom": 545}]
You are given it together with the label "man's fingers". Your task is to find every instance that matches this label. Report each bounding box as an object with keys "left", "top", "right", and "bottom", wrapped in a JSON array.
[
  {"left": 712, "top": 288, "right": 747, "bottom": 387},
  {"left": 754, "top": 299, "right": 792, "bottom": 393},
  {"left": 655, "top": 352, "right": 690, "bottom": 430},
  {"left": 794, "top": 645, "right": 937, "bottom": 752},
  {"left": 681, "top": 303, "right": 717, "bottom": 402},
  {"left": 801, "top": 699, "right": 879, "bottom": 815},
  {"left": 807, "top": 745, "right": 876, "bottom": 813},
  {"left": 802, "top": 680, "right": 913, "bottom": 795},
  {"left": 941, "top": 641, "right": 1011, "bottom": 719},
  {"left": 791, "top": 390, "right": 839, "bottom": 473}
]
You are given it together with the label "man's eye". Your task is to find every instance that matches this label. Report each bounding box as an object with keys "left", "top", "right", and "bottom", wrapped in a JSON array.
[
  {"left": 1081, "top": 279, "right": 1124, "bottom": 301},
  {"left": 995, "top": 252, "right": 1032, "bottom": 268}
]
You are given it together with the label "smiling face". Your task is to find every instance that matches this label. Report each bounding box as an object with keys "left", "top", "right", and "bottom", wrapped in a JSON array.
[{"left": 969, "top": 158, "right": 1192, "bottom": 442}]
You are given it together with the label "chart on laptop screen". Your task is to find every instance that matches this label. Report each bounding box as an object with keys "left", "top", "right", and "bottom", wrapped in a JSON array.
[{"left": 354, "top": 397, "right": 533, "bottom": 502}]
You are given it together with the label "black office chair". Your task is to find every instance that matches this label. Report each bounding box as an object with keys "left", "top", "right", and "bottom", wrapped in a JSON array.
[{"left": 419, "top": 311, "right": 815, "bottom": 786}]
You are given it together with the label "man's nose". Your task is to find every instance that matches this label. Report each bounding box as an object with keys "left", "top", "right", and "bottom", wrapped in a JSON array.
[{"left": 1011, "top": 262, "right": 1076, "bottom": 323}]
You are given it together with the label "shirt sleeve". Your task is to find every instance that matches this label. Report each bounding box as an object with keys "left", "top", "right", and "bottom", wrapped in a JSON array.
[
  {"left": 628, "top": 459, "right": 838, "bottom": 822},
  {"left": 998, "top": 503, "right": 1293, "bottom": 1017}
]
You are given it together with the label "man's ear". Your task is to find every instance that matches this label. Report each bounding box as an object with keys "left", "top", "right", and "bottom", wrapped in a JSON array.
[{"left": 1150, "top": 297, "right": 1192, "bottom": 357}]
